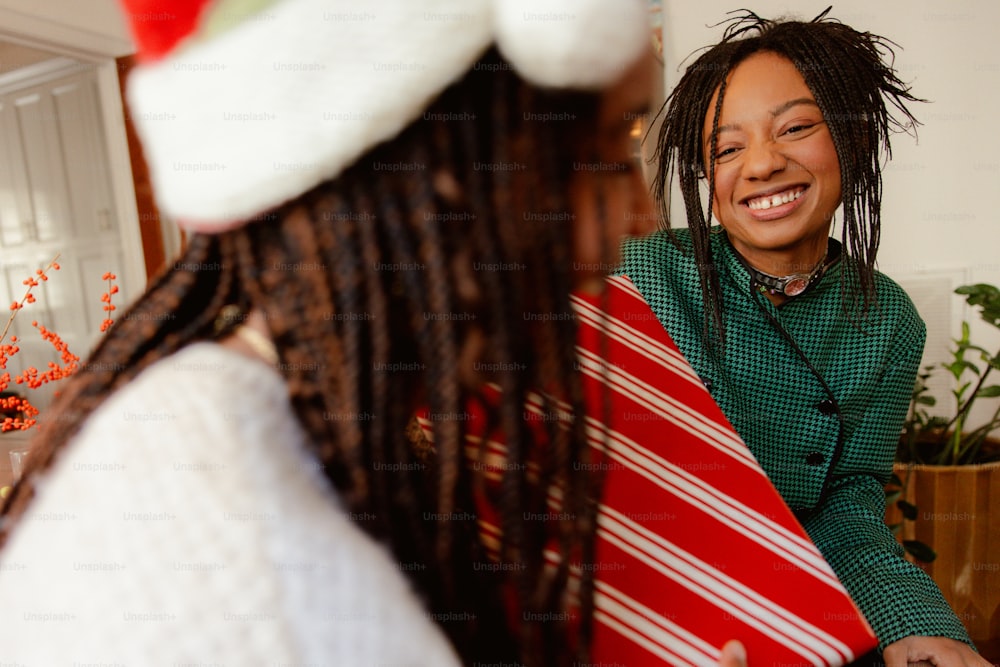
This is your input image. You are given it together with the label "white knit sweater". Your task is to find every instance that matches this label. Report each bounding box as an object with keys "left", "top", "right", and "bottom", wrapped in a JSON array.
[{"left": 0, "top": 343, "right": 460, "bottom": 666}]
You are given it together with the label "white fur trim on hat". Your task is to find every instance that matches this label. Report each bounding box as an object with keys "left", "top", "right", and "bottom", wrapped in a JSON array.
[
  {"left": 126, "top": 0, "right": 649, "bottom": 231},
  {"left": 494, "top": 0, "right": 649, "bottom": 90}
]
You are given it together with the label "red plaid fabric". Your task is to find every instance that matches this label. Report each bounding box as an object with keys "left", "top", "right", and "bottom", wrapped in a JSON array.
[{"left": 418, "top": 275, "right": 877, "bottom": 665}]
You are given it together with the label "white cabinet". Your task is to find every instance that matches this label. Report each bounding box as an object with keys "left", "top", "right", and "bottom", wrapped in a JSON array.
[
  {"left": 0, "top": 68, "right": 119, "bottom": 245},
  {"left": 0, "top": 62, "right": 127, "bottom": 413}
]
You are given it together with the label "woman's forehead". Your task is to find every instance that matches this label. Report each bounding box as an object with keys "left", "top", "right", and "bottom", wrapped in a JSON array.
[{"left": 705, "top": 52, "right": 817, "bottom": 128}]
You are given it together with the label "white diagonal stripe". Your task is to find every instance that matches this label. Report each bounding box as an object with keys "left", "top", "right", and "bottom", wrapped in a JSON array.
[
  {"left": 575, "top": 346, "right": 758, "bottom": 468},
  {"left": 571, "top": 294, "right": 703, "bottom": 387},
  {"left": 595, "top": 580, "right": 719, "bottom": 666},
  {"left": 599, "top": 507, "right": 854, "bottom": 665},
  {"left": 583, "top": 416, "right": 840, "bottom": 586}
]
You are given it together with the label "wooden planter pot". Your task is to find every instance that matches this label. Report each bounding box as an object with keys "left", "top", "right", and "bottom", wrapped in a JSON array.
[{"left": 889, "top": 461, "right": 1000, "bottom": 657}]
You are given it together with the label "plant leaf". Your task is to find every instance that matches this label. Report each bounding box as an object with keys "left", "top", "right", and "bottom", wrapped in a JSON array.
[
  {"left": 956, "top": 284, "right": 1000, "bottom": 329},
  {"left": 896, "top": 500, "right": 918, "bottom": 520},
  {"left": 970, "top": 344, "right": 993, "bottom": 357},
  {"left": 903, "top": 540, "right": 937, "bottom": 563},
  {"left": 976, "top": 385, "right": 1000, "bottom": 398},
  {"left": 926, "top": 416, "right": 948, "bottom": 429},
  {"left": 946, "top": 361, "right": 978, "bottom": 379},
  {"left": 884, "top": 490, "right": 901, "bottom": 505}
]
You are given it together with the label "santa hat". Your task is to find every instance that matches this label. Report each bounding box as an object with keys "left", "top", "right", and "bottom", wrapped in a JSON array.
[{"left": 120, "top": 0, "right": 651, "bottom": 232}]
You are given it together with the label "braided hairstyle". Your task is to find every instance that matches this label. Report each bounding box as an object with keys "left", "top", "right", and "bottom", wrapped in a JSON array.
[
  {"left": 653, "top": 6, "right": 923, "bottom": 342},
  {"left": 0, "top": 48, "right": 603, "bottom": 666}
]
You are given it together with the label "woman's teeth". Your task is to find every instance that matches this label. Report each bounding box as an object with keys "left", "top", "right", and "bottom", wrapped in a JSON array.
[{"left": 747, "top": 188, "right": 804, "bottom": 211}]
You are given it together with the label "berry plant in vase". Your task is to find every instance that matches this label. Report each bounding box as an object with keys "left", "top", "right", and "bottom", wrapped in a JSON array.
[{"left": 0, "top": 257, "right": 118, "bottom": 500}]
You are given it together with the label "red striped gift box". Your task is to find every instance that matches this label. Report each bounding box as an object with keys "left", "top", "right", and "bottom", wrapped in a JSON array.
[
  {"left": 569, "top": 275, "right": 877, "bottom": 666},
  {"left": 416, "top": 274, "right": 877, "bottom": 665}
]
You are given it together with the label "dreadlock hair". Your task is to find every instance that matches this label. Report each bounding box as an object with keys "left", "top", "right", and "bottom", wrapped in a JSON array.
[
  {"left": 0, "top": 48, "right": 603, "bottom": 667},
  {"left": 652, "top": 6, "right": 923, "bottom": 344}
]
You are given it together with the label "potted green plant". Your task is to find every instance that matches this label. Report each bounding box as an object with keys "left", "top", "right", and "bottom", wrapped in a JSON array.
[{"left": 886, "top": 282, "right": 1000, "bottom": 656}]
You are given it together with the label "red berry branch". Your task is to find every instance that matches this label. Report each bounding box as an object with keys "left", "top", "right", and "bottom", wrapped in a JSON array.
[
  {"left": 0, "top": 255, "right": 66, "bottom": 431},
  {"left": 0, "top": 254, "right": 60, "bottom": 345},
  {"left": 100, "top": 272, "right": 118, "bottom": 333},
  {"left": 0, "top": 255, "right": 100, "bottom": 432}
]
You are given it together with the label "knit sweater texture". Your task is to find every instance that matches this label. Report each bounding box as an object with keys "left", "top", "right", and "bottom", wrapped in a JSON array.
[
  {"left": 0, "top": 343, "right": 460, "bottom": 665},
  {"left": 619, "top": 228, "right": 973, "bottom": 650}
]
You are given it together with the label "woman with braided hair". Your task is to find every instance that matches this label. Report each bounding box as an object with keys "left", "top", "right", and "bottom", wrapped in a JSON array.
[
  {"left": 0, "top": 1, "right": 749, "bottom": 665},
  {"left": 619, "top": 8, "right": 989, "bottom": 667}
]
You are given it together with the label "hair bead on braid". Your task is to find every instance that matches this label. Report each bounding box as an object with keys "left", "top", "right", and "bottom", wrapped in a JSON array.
[{"left": 653, "top": 7, "right": 924, "bottom": 344}]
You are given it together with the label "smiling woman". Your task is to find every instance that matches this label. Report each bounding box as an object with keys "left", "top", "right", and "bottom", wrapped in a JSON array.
[
  {"left": 618, "top": 8, "right": 992, "bottom": 667},
  {"left": 704, "top": 52, "right": 842, "bottom": 287}
]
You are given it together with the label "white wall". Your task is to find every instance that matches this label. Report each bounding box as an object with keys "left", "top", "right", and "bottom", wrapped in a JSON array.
[{"left": 661, "top": 1, "right": 1000, "bottom": 425}]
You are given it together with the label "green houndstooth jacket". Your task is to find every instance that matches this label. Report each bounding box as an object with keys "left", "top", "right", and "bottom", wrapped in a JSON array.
[{"left": 618, "top": 227, "right": 973, "bottom": 651}]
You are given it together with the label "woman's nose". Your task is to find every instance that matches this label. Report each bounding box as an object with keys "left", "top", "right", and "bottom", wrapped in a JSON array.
[{"left": 741, "top": 140, "right": 787, "bottom": 180}]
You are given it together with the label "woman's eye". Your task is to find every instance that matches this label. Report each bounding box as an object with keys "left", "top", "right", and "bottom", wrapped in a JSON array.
[
  {"left": 716, "top": 147, "right": 738, "bottom": 161},
  {"left": 784, "top": 122, "right": 820, "bottom": 136}
]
